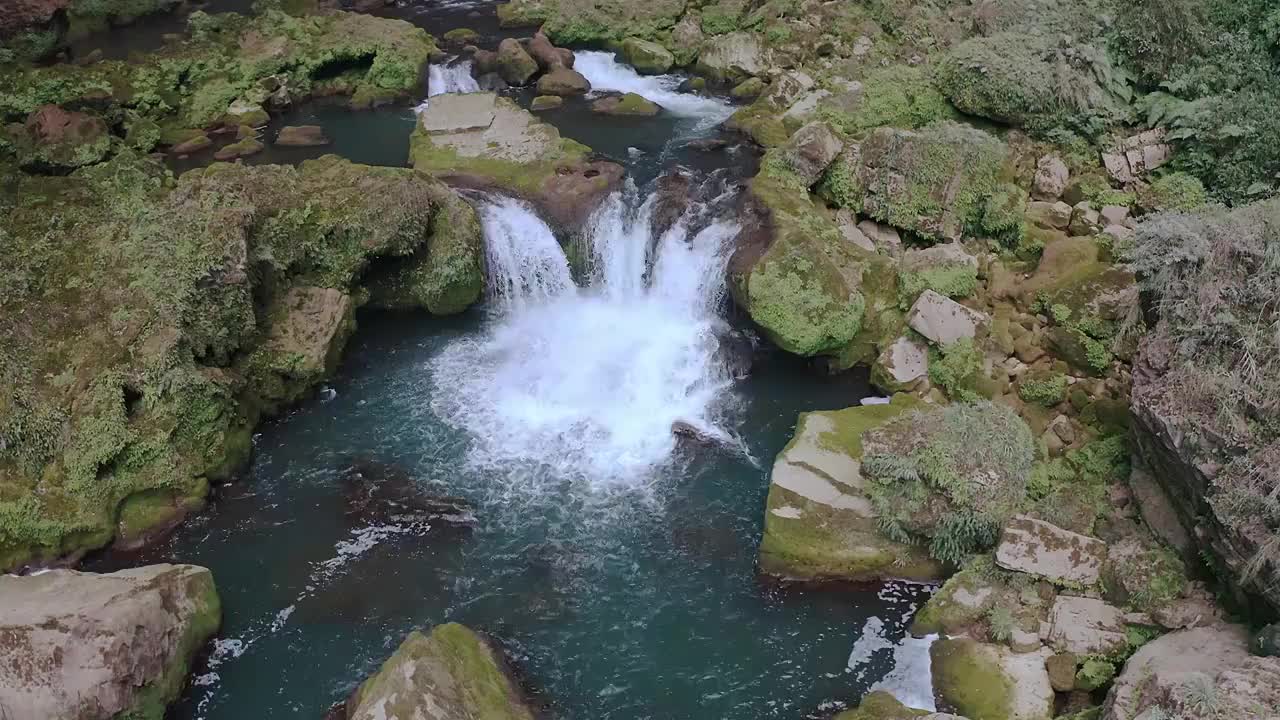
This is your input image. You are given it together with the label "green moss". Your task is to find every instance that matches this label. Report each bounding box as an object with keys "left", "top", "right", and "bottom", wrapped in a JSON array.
[
  {"left": 817, "top": 64, "right": 955, "bottom": 139},
  {"left": 1018, "top": 371, "right": 1068, "bottom": 407},
  {"left": 1027, "top": 436, "right": 1127, "bottom": 534},
  {"left": 927, "top": 338, "right": 984, "bottom": 402},
  {"left": 981, "top": 182, "right": 1028, "bottom": 248},
  {"left": 898, "top": 264, "right": 978, "bottom": 307},
  {"left": 930, "top": 638, "right": 1014, "bottom": 720},
  {"left": 815, "top": 154, "right": 861, "bottom": 210},
  {"left": 1144, "top": 172, "right": 1208, "bottom": 211},
  {"left": 834, "top": 691, "right": 929, "bottom": 720},
  {"left": 443, "top": 27, "right": 481, "bottom": 44},
  {"left": 1074, "top": 658, "right": 1116, "bottom": 691},
  {"left": 910, "top": 557, "right": 1001, "bottom": 636},
  {"left": 700, "top": 6, "right": 740, "bottom": 35}
]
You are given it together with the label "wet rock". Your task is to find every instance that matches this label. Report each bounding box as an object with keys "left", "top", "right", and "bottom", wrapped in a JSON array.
[
  {"left": 223, "top": 98, "right": 268, "bottom": 127},
  {"left": 338, "top": 624, "right": 535, "bottom": 720},
  {"left": 530, "top": 95, "right": 563, "bottom": 111},
  {"left": 907, "top": 290, "right": 988, "bottom": 346},
  {"left": 496, "top": 38, "right": 539, "bottom": 85},
  {"left": 420, "top": 91, "right": 498, "bottom": 133},
  {"left": 0, "top": 564, "right": 220, "bottom": 720},
  {"left": 671, "top": 421, "right": 717, "bottom": 445},
  {"left": 995, "top": 515, "right": 1106, "bottom": 585},
  {"left": 340, "top": 458, "right": 476, "bottom": 530},
  {"left": 441, "top": 27, "right": 480, "bottom": 46},
  {"left": 730, "top": 77, "right": 765, "bottom": 100},
  {"left": 1102, "top": 625, "right": 1280, "bottom": 720},
  {"left": 832, "top": 691, "right": 933, "bottom": 719},
  {"left": 15, "top": 104, "right": 110, "bottom": 171},
  {"left": 779, "top": 121, "right": 843, "bottom": 187},
  {"left": 535, "top": 66, "right": 591, "bottom": 96},
  {"left": 591, "top": 92, "right": 660, "bottom": 116},
  {"left": 476, "top": 72, "right": 509, "bottom": 92},
  {"left": 212, "top": 136, "right": 264, "bottom": 160},
  {"left": 275, "top": 124, "right": 330, "bottom": 147},
  {"left": 527, "top": 30, "right": 571, "bottom": 71},
  {"left": 931, "top": 638, "right": 1054, "bottom": 720},
  {"left": 621, "top": 36, "right": 674, "bottom": 74},
  {"left": 1032, "top": 155, "right": 1069, "bottom": 201},
  {"left": 248, "top": 286, "right": 354, "bottom": 406},
  {"left": 651, "top": 170, "right": 691, "bottom": 238},
  {"left": 473, "top": 48, "right": 498, "bottom": 74}
]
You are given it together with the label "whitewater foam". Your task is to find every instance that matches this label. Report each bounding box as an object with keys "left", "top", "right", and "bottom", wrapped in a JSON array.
[
  {"left": 415, "top": 58, "right": 480, "bottom": 112},
  {"left": 574, "top": 51, "right": 734, "bottom": 124},
  {"left": 428, "top": 189, "right": 740, "bottom": 491}
]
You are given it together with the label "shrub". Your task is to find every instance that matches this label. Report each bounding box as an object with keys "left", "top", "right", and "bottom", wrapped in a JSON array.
[
  {"left": 927, "top": 338, "right": 984, "bottom": 401},
  {"left": 1075, "top": 659, "right": 1117, "bottom": 691},
  {"left": 1143, "top": 172, "right": 1208, "bottom": 212},
  {"left": 1018, "top": 373, "right": 1068, "bottom": 407},
  {"left": 817, "top": 65, "right": 955, "bottom": 139}
]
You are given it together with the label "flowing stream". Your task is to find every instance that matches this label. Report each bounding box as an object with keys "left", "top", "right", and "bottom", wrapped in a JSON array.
[{"left": 91, "top": 15, "right": 938, "bottom": 718}]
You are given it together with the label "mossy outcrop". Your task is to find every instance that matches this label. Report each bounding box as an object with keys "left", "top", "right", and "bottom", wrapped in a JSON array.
[
  {"left": 1, "top": 9, "right": 437, "bottom": 147},
  {"left": 0, "top": 154, "right": 483, "bottom": 571},
  {"left": 497, "top": 0, "right": 687, "bottom": 46},
  {"left": 341, "top": 623, "right": 536, "bottom": 720},
  {"left": 931, "top": 637, "right": 1054, "bottom": 720},
  {"left": 0, "top": 564, "right": 220, "bottom": 720},
  {"left": 834, "top": 691, "right": 931, "bottom": 720},
  {"left": 758, "top": 394, "right": 944, "bottom": 582}
]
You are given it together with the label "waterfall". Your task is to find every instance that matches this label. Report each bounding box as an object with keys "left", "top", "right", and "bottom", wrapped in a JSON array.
[
  {"left": 428, "top": 186, "right": 741, "bottom": 488},
  {"left": 573, "top": 51, "right": 735, "bottom": 123},
  {"left": 414, "top": 58, "right": 480, "bottom": 112}
]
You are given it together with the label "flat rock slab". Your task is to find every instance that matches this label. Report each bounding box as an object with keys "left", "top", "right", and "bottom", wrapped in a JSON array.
[
  {"left": 770, "top": 413, "right": 871, "bottom": 513},
  {"left": 878, "top": 335, "right": 928, "bottom": 385},
  {"left": 1046, "top": 595, "right": 1128, "bottom": 656},
  {"left": 995, "top": 514, "right": 1106, "bottom": 585},
  {"left": 907, "top": 289, "right": 988, "bottom": 346},
  {"left": 419, "top": 91, "right": 498, "bottom": 134}
]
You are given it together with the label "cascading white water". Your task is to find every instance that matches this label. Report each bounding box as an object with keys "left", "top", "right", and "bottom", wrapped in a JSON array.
[
  {"left": 428, "top": 189, "right": 741, "bottom": 489},
  {"left": 574, "top": 51, "right": 735, "bottom": 123},
  {"left": 414, "top": 58, "right": 480, "bottom": 112}
]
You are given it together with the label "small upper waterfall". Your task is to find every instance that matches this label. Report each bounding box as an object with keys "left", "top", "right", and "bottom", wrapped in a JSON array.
[
  {"left": 415, "top": 58, "right": 479, "bottom": 112},
  {"left": 573, "top": 51, "right": 734, "bottom": 123},
  {"left": 428, "top": 184, "right": 742, "bottom": 487}
]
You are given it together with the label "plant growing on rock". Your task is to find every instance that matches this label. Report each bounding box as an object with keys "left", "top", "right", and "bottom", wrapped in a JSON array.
[{"left": 926, "top": 338, "right": 983, "bottom": 402}]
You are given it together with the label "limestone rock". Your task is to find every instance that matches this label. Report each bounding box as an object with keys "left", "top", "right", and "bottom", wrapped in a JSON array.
[
  {"left": 535, "top": 66, "right": 591, "bottom": 96},
  {"left": 1102, "top": 129, "right": 1172, "bottom": 184},
  {"left": 1102, "top": 625, "right": 1280, "bottom": 720},
  {"left": 591, "top": 92, "right": 661, "bottom": 116},
  {"left": 907, "top": 290, "right": 988, "bottom": 346},
  {"left": 530, "top": 95, "right": 563, "bottom": 111},
  {"left": 342, "top": 624, "right": 535, "bottom": 720},
  {"left": 1046, "top": 653, "right": 1077, "bottom": 692},
  {"left": 1032, "top": 155, "right": 1069, "bottom": 200},
  {"left": 1027, "top": 201, "right": 1072, "bottom": 230},
  {"left": 496, "top": 37, "right": 539, "bottom": 85},
  {"left": 931, "top": 638, "right": 1054, "bottom": 720},
  {"left": 620, "top": 36, "right": 674, "bottom": 74},
  {"left": 837, "top": 212, "right": 877, "bottom": 253},
  {"left": 1099, "top": 204, "right": 1130, "bottom": 226},
  {"left": 695, "top": 31, "right": 766, "bottom": 83},
  {"left": 730, "top": 76, "right": 766, "bottom": 100},
  {"left": 1068, "top": 202, "right": 1101, "bottom": 236},
  {"left": 419, "top": 91, "right": 498, "bottom": 134},
  {"left": 780, "top": 121, "right": 843, "bottom": 187},
  {"left": 857, "top": 220, "right": 902, "bottom": 255},
  {"left": 899, "top": 242, "right": 979, "bottom": 303},
  {"left": 212, "top": 136, "right": 264, "bottom": 160},
  {"left": 758, "top": 397, "right": 943, "bottom": 581},
  {"left": 170, "top": 132, "right": 212, "bottom": 154},
  {"left": 0, "top": 565, "right": 221, "bottom": 720},
  {"left": 256, "top": 286, "right": 355, "bottom": 387},
  {"left": 1046, "top": 596, "right": 1128, "bottom": 656},
  {"left": 995, "top": 515, "right": 1106, "bottom": 585},
  {"left": 275, "top": 124, "right": 330, "bottom": 147},
  {"left": 874, "top": 335, "right": 928, "bottom": 392}
]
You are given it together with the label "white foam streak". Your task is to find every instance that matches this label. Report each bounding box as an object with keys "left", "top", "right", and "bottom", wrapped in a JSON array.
[
  {"left": 574, "top": 50, "right": 734, "bottom": 123},
  {"left": 429, "top": 191, "right": 740, "bottom": 488},
  {"left": 415, "top": 58, "right": 480, "bottom": 113}
]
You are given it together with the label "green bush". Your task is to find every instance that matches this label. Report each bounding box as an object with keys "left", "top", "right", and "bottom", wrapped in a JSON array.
[
  {"left": 1075, "top": 659, "right": 1117, "bottom": 691},
  {"left": 1143, "top": 172, "right": 1208, "bottom": 211},
  {"left": 1018, "top": 373, "right": 1068, "bottom": 407},
  {"left": 817, "top": 65, "right": 955, "bottom": 139},
  {"left": 927, "top": 338, "right": 983, "bottom": 401}
]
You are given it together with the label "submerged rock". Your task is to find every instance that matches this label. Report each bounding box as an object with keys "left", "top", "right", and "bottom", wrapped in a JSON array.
[
  {"left": 340, "top": 458, "right": 477, "bottom": 530},
  {"left": 591, "top": 92, "right": 661, "bottom": 116},
  {"left": 0, "top": 564, "right": 220, "bottom": 720},
  {"left": 275, "top": 124, "right": 330, "bottom": 147},
  {"left": 338, "top": 624, "right": 535, "bottom": 720},
  {"left": 931, "top": 638, "right": 1054, "bottom": 720}
]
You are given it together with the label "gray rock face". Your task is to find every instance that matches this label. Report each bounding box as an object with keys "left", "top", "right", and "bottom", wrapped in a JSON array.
[
  {"left": 876, "top": 335, "right": 929, "bottom": 388},
  {"left": 0, "top": 565, "right": 221, "bottom": 720},
  {"left": 420, "top": 91, "right": 498, "bottom": 134},
  {"left": 1102, "top": 625, "right": 1280, "bottom": 720},
  {"left": 343, "top": 624, "right": 535, "bottom": 720},
  {"left": 857, "top": 219, "right": 903, "bottom": 255},
  {"left": 1046, "top": 596, "right": 1128, "bottom": 656},
  {"left": 781, "top": 121, "right": 843, "bottom": 187},
  {"left": 535, "top": 66, "right": 591, "bottom": 96},
  {"left": 1032, "top": 154, "right": 1069, "bottom": 200},
  {"left": 836, "top": 211, "right": 876, "bottom": 253},
  {"left": 995, "top": 515, "right": 1106, "bottom": 585},
  {"left": 1028, "top": 200, "right": 1072, "bottom": 230},
  {"left": 907, "top": 290, "right": 988, "bottom": 346},
  {"left": 496, "top": 37, "right": 539, "bottom": 85},
  {"left": 1102, "top": 129, "right": 1172, "bottom": 184},
  {"left": 695, "top": 31, "right": 766, "bottom": 83}
]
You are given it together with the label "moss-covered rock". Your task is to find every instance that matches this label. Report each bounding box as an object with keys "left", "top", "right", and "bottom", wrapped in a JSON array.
[
  {"left": 843, "top": 123, "right": 1011, "bottom": 244},
  {"left": 817, "top": 64, "right": 956, "bottom": 140},
  {"left": 497, "top": 0, "right": 687, "bottom": 46},
  {"left": 758, "top": 394, "right": 944, "bottom": 582},
  {"left": 620, "top": 36, "right": 674, "bottom": 74},
  {"left": 0, "top": 153, "right": 483, "bottom": 571},
  {"left": 343, "top": 624, "right": 535, "bottom": 720},
  {"left": 0, "top": 10, "right": 437, "bottom": 130},
  {"left": 833, "top": 691, "right": 930, "bottom": 720},
  {"left": 931, "top": 637, "right": 1054, "bottom": 720},
  {"left": 8, "top": 104, "right": 112, "bottom": 172},
  {"left": 592, "top": 92, "right": 660, "bottom": 115}
]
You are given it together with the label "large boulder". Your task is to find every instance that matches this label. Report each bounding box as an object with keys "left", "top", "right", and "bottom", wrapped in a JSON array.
[
  {"left": 907, "top": 290, "right": 989, "bottom": 346},
  {"left": 340, "top": 624, "right": 535, "bottom": 720},
  {"left": 0, "top": 565, "right": 221, "bottom": 720},
  {"left": 779, "top": 121, "right": 844, "bottom": 187},
  {"left": 898, "top": 243, "right": 978, "bottom": 306},
  {"left": 526, "top": 30, "right": 572, "bottom": 71},
  {"left": 1102, "top": 625, "right": 1280, "bottom": 720},
  {"left": 1045, "top": 596, "right": 1129, "bottom": 657},
  {"left": 13, "top": 104, "right": 111, "bottom": 171},
  {"left": 591, "top": 92, "right": 660, "bottom": 116},
  {"left": 841, "top": 123, "right": 1010, "bottom": 243},
  {"left": 246, "top": 286, "right": 355, "bottom": 410},
  {"left": 695, "top": 31, "right": 766, "bottom": 83},
  {"left": 535, "top": 66, "right": 591, "bottom": 96},
  {"left": 931, "top": 638, "right": 1054, "bottom": 720},
  {"left": 994, "top": 515, "right": 1107, "bottom": 586},
  {"left": 411, "top": 92, "right": 624, "bottom": 232},
  {"left": 758, "top": 395, "right": 944, "bottom": 581},
  {"left": 620, "top": 36, "right": 674, "bottom": 74},
  {"left": 496, "top": 38, "right": 539, "bottom": 85}
]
